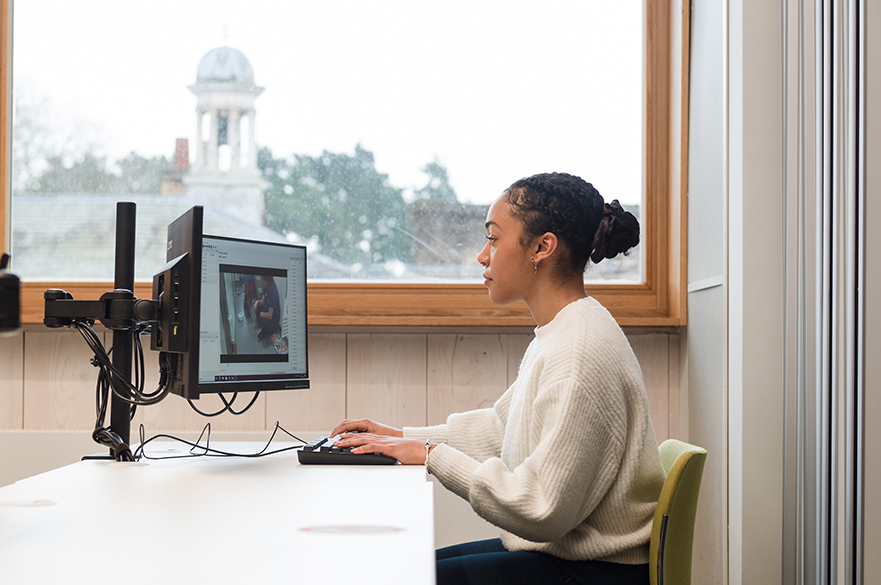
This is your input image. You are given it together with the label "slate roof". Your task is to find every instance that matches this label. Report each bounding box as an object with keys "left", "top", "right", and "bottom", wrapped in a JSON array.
[{"left": 11, "top": 193, "right": 354, "bottom": 281}]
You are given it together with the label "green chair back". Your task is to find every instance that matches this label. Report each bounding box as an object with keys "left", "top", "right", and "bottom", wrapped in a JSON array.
[{"left": 649, "top": 439, "right": 707, "bottom": 585}]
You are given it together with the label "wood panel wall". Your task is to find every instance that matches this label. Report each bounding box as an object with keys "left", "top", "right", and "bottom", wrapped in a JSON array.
[{"left": 0, "top": 327, "right": 681, "bottom": 442}]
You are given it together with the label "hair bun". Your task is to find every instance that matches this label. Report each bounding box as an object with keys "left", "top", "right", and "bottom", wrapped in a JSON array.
[{"left": 590, "top": 200, "right": 640, "bottom": 264}]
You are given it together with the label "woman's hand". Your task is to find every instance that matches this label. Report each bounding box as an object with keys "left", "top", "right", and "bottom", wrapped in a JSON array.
[
  {"left": 330, "top": 418, "right": 403, "bottom": 439},
  {"left": 333, "top": 433, "right": 428, "bottom": 465}
]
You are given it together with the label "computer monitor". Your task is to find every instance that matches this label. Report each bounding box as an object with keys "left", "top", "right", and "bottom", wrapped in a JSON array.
[{"left": 153, "top": 206, "right": 309, "bottom": 400}]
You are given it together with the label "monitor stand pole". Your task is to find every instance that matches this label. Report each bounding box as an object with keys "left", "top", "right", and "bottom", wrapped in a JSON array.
[
  {"left": 109, "top": 202, "right": 137, "bottom": 449},
  {"left": 82, "top": 202, "right": 136, "bottom": 460}
]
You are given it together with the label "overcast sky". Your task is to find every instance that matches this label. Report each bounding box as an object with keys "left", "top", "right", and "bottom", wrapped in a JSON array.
[{"left": 13, "top": 0, "right": 643, "bottom": 206}]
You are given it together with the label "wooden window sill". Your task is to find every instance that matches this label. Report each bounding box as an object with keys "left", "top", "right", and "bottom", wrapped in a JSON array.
[{"left": 21, "top": 280, "right": 683, "bottom": 328}]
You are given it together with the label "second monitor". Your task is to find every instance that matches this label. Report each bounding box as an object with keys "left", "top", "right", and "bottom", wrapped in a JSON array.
[{"left": 156, "top": 206, "right": 309, "bottom": 400}]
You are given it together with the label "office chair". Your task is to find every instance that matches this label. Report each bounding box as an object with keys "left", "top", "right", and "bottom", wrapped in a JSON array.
[{"left": 649, "top": 439, "right": 707, "bottom": 585}]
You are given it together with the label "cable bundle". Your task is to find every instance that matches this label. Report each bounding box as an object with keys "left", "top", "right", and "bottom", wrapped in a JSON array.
[
  {"left": 72, "top": 321, "right": 170, "bottom": 461},
  {"left": 69, "top": 320, "right": 263, "bottom": 460}
]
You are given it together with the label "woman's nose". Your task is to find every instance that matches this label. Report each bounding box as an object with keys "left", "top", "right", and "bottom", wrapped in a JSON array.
[{"left": 477, "top": 244, "right": 489, "bottom": 267}]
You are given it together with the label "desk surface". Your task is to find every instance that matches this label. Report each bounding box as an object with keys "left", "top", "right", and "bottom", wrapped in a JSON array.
[{"left": 0, "top": 442, "right": 435, "bottom": 584}]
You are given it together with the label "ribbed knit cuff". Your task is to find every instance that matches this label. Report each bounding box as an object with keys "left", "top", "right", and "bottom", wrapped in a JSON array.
[{"left": 424, "top": 443, "right": 481, "bottom": 502}]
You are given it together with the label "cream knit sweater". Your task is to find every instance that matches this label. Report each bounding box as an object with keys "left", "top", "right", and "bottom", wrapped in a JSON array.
[{"left": 404, "top": 297, "right": 665, "bottom": 564}]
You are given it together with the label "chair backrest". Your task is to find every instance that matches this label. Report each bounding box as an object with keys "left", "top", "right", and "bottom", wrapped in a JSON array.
[{"left": 649, "top": 439, "right": 707, "bottom": 585}]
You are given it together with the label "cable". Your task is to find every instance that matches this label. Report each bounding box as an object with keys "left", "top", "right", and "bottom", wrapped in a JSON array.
[
  {"left": 132, "top": 421, "right": 308, "bottom": 461},
  {"left": 187, "top": 395, "right": 233, "bottom": 417},
  {"left": 91, "top": 427, "right": 135, "bottom": 461},
  {"left": 186, "top": 391, "right": 261, "bottom": 417},
  {"left": 73, "top": 321, "right": 170, "bottom": 407},
  {"left": 221, "top": 391, "right": 261, "bottom": 415}
]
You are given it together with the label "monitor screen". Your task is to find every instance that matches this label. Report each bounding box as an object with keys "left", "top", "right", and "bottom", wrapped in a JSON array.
[
  {"left": 199, "top": 235, "right": 308, "bottom": 391},
  {"left": 154, "top": 206, "right": 309, "bottom": 399}
]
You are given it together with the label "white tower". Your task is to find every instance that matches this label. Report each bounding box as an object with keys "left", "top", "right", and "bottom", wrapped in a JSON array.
[{"left": 183, "top": 47, "right": 267, "bottom": 226}]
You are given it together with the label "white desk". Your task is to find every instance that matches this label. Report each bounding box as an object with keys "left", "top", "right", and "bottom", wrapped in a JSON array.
[{"left": 0, "top": 442, "right": 435, "bottom": 584}]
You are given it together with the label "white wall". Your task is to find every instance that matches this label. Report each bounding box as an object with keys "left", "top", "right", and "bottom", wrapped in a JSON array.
[
  {"left": 688, "top": 1, "right": 786, "bottom": 583},
  {"left": 727, "top": 1, "right": 786, "bottom": 582},
  {"left": 686, "top": 1, "right": 728, "bottom": 582}
]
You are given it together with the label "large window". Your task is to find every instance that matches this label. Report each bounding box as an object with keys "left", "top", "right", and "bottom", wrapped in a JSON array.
[{"left": 2, "top": 0, "right": 688, "bottom": 326}]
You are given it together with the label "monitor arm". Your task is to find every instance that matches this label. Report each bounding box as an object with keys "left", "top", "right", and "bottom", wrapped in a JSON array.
[{"left": 43, "top": 288, "right": 160, "bottom": 330}]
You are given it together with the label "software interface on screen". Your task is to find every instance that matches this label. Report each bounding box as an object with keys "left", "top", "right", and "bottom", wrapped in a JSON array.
[{"left": 199, "top": 235, "right": 307, "bottom": 388}]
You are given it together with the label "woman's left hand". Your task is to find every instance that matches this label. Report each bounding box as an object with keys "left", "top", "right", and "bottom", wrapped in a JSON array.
[{"left": 334, "top": 433, "right": 428, "bottom": 465}]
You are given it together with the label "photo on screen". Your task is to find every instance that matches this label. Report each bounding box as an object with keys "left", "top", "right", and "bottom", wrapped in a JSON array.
[{"left": 217, "top": 264, "right": 288, "bottom": 363}]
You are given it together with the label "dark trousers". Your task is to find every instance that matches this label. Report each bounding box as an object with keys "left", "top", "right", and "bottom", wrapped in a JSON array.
[
  {"left": 436, "top": 539, "right": 649, "bottom": 585},
  {"left": 257, "top": 316, "right": 280, "bottom": 336}
]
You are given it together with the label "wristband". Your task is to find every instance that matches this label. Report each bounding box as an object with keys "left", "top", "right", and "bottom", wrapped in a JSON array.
[{"left": 424, "top": 440, "right": 432, "bottom": 466}]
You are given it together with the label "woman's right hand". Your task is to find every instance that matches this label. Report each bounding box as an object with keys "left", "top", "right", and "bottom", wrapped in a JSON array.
[{"left": 330, "top": 418, "right": 403, "bottom": 438}]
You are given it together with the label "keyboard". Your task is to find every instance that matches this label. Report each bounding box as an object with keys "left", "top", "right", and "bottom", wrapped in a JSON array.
[{"left": 297, "top": 435, "right": 398, "bottom": 465}]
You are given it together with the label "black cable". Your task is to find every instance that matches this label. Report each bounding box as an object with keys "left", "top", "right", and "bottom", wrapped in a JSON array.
[
  {"left": 186, "top": 391, "right": 261, "bottom": 417},
  {"left": 91, "top": 427, "right": 135, "bottom": 461},
  {"left": 134, "top": 330, "right": 167, "bottom": 401},
  {"left": 132, "top": 421, "right": 308, "bottom": 461},
  {"left": 93, "top": 356, "right": 109, "bottom": 429},
  {"left": 84, "top": 330, "right": 131, "bottom": 460},
  {"left": 221, "top": 391, "right": 261, "bottom": 415},
  {"left": 187, "top": 395, "right": 233, "bottom": 417},
  {"left": 73, "top": 321, "right": 169, "bottom": 407}
]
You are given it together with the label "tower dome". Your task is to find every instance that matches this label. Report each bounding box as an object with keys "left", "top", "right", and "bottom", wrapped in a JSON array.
[{"left": 196, "top": 47, "right": 255, "bottom": 84}]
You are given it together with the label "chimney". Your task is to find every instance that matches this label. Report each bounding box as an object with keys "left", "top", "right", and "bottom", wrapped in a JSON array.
[{"left": 173, "top": 138, "right": 189, "bottom": 169}]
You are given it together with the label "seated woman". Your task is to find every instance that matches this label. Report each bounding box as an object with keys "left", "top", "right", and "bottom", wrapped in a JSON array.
[{"left": 332, "top": 172, "right": 665, "bottom": 585}]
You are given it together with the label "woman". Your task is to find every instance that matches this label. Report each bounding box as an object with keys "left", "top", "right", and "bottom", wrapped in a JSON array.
[{"left": 332, "top": 172, "right": 665, "bottom": 585}]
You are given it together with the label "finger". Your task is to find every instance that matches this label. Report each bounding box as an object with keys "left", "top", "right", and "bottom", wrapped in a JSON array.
[
  {"left": 351, "top": 443, "right": 389, "bottom": 455},
  {"left": 336, "top": 433, "right": 379, "bottom": 447},
  {"left": 329, "top": 419, "right": 360, "bottom": 437}
]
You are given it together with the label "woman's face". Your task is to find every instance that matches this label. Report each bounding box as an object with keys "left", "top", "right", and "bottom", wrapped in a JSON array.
[{"left": 477, "top": 195, "right": 536, "bottom": 305}]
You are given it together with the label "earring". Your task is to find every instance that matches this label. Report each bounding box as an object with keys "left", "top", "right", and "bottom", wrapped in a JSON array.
[{"left": 530, "top": 256, "right": 538, "bottom": 274}]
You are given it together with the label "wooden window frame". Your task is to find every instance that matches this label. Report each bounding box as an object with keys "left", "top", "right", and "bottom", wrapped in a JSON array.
[{"left": 2, "top": 0, "right": 689, "bottom": 328}]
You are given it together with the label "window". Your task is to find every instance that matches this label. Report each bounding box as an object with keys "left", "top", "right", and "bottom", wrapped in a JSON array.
[{"left": 2, "top": 0, "right": 688, "bottom": 326}]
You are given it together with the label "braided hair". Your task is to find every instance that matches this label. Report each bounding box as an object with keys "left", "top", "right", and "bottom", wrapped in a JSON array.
[{"left": 504, "top": 172, "right": 640, "bottom": 274}]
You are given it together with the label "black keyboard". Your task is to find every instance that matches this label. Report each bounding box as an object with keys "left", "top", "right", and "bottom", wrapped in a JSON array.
[{"left": 297, "top": 435, "right": 398, "bottom": 465}]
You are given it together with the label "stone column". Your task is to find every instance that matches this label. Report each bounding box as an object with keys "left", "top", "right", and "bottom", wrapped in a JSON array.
[
  {"left": 229, "top": 110, "right": 241, "bottom": 170},
  {"left": 207, "top": 108, "right": 219, "bottom": 169},
  {"left": 194, "top": 109, "right": 204, "bottom": 168},
  {"left": 248, "top": 110, "right": 258, "bottom": 169}
]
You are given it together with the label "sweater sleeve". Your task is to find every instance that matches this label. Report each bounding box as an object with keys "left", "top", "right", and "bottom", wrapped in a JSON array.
[
  {"left": 414, "top": 389, "right": 510, "bottom": 488},
  {"left": 405, "top": 383, "right": 513, "bottom": 461},
  {"left": 402, "top": 424, "right": 448, "bottom": 444},
  {"left": 431, "top": 373, "right": 627, "bottom": 544}
]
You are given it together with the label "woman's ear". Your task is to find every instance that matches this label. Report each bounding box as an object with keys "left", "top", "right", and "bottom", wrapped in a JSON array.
[{"left": 532, "top": 232, "right": 559, "bottom": 264}]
